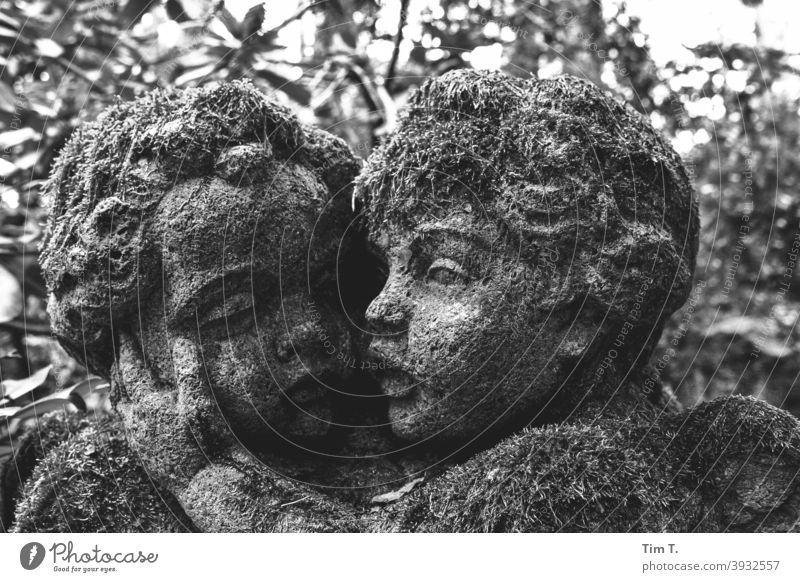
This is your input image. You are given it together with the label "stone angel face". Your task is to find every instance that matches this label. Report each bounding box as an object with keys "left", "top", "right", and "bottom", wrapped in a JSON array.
[
  {"left": 357, "top": 69, "right": 698, "bottom": 444},
  {"left": 122, "top": 149, "right": 355, "bottom": 446}
]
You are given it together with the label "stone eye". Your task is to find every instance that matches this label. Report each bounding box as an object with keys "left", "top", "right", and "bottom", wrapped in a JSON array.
[
  {"left": 195, "top": 291, "right": 257, "bottom": 332},
  {"left": 426, "top": 258, "right": 469, "bottom": 285}
]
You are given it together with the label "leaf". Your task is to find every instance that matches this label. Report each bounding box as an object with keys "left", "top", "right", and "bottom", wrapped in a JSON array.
[
  {"left": 68, "top": 391, "right": 88, "bottom": 413},
  {"left": 0, "top": 264, "right": 22, "bottom": 324},
  {"left": 0, "top": 25, "right": 21, "bottom": 41},
  {"left": 215, "top": 3, "right": 242, "bottom": 40},
  {"left": 0, "top": 444, "right": 14, "bottom": 463},
  {"left": 0, "top": 127, "right": 38, "bottom": 149},
  {"left": 34, "top": 38, "right": 64, "bottom": 58},
  {"left": 119, "top": 0, "right": 160, "bottom": 29},
  {"left": 0, "top": 418, "right": 19, "bottom": 441},
  {"left": 0, "top": 365, "right": 51, "bottom": 401},
  {"left": 0, "top": 347, "right": 22, "bottom": 359},
  {"left": 13, "top": 150, "right": 39, "bottom": 173},
  {"left": 174, "top": 63, "right": 217, "bottom": 86},
  {"left": 256, "top": 69, "right": 311, "bottom": 105},
  {"left": 0, "top": 12, "right": 21, "bottom": 31},
  {"left": 69, "top": 377, "right": 110, "bottom": 400},
  {"left": 241, "top": 3, "right": 265, "bottom": 39},
  {"left": 0, "top": 320, "right": 51, "bottom": 334},
  {"left": 370, "top": 477, "right": 425, "bottom": 505},
  {"left": 69, "top": 377, "right": 109, "bottom": 412},
  {"left": 0, "top": 82, "right": 17, "bottom": 114},
  {"left": 12, "top": 395, "right": 77, "bottom": 423},
  {"left": 165, "top": 0, "right": 190, "bottom": 23},
  {"left": 0, "top": 158, "right": 13, "bottom": 178}
]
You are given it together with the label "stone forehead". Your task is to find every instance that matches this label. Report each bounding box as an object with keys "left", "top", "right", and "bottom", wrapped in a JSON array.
[{"left": 153, "top": 169, "right": 345, "bottom": 276}]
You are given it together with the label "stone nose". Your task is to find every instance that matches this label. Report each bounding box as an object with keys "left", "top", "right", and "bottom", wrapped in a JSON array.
[{"left": 365, "top": 270, "right": 412, "bottom": 335}]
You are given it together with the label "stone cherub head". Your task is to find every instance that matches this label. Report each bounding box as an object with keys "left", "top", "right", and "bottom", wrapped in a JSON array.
[
  {"left": 357, "top": 70, "right": 699, "bottom": 444},
  {"left": 40, "top": 81, "right": 363, "bottom": 508}
]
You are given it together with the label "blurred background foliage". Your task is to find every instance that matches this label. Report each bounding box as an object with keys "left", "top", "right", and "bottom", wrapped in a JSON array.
[{"left": 0, "top": 0, "right": 799, "bottom": 436}]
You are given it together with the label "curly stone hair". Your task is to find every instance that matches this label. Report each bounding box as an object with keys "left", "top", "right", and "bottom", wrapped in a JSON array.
[
  {"left": 356, "top": 69, "right": 699, "bottom": 395},
  {"left": 41, "top": 81, "right": 359, "bottom": 376}
]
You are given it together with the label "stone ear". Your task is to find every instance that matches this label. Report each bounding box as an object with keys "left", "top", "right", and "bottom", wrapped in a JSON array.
[
  {"left": 81, "top": 196, "right": 151, "bottom": 276},
  {"left": 85, "top": 196, "right": 137, "bottom": 238}
]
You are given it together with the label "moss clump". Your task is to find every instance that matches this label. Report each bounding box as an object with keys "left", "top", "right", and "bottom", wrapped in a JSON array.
[
  {"left": 389, "top": 396, "right": 800, "bottom": 532},
  {"left": 180, "top": 453, "right": 364, "bottom": 532},
  {"left": 7, "top": 398, "right": 798, "bottom": 532},
  {"left": 1, "top": 413, "right": 87, "bottom": 531},
  {"left": 11, "top": 412, "right": 193, "bottom": 533},
  {"left": 395, "top": 411, "right": 693, "bottom": 532},
  {"left": 357, "top": 70, "right": 696, "bottom": 257},
  {"left": 48, "top": 81, "right": 300, "bottom": 218},
  {"left": 663, "top": 396, "right": 800, "bottom": 531}
]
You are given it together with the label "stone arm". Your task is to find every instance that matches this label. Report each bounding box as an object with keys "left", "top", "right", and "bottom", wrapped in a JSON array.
[{"left": 387, "top": 396, "right": 800, "bottom": 532}]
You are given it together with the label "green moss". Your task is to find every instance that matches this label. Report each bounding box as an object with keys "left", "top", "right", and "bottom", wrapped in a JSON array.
[
  {"left": 180, "top": 456, "right": 363, "bottom": 532},
  {"left": 1, "top": 413, "right": 87, "bottom": 531},
  {"left": 391, "top": 396, "right": 800, "bottom": 532},
  {"left": 397, "top": 411, "right": 692, "bottom": 532},
  {"left": 356, "top": 70, "right": 696, "bottom": 257},
  {"left": 8, "top": 397, "right": 798, "bottom": 532},
  {"left": 11, "top": 412, "right": 193, "bottom": 533},
  {"left": 47, "top": 81, "right": 299, "bottom": 219}
]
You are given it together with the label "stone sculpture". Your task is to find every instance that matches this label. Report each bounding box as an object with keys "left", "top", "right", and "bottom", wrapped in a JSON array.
[{"left": 9, "top": 72, "right": 797, "bottom": 533}]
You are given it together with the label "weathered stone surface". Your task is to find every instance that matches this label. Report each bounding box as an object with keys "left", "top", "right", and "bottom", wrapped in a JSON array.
[
  {"left": 356, "top": 69, "right": 699, "bottom": 442},
  {"left": 10, "top": 413, "right": 363, "bottom": 533}
]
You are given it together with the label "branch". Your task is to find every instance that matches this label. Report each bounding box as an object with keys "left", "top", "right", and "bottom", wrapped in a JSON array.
[
  {"left": 385, "top": 0, "right": 410, "bottom": 93},
  {"left": 269, "top": 0, "right": 329, "bottom": 34}
]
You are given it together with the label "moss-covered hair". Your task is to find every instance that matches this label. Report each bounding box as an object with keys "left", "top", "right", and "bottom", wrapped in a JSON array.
[
  {"left": 41, "top": 80, "right": 359, "bottom": 375},
  {"left": 356, "top": 69, "right": 699, "bottom": 392}
]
